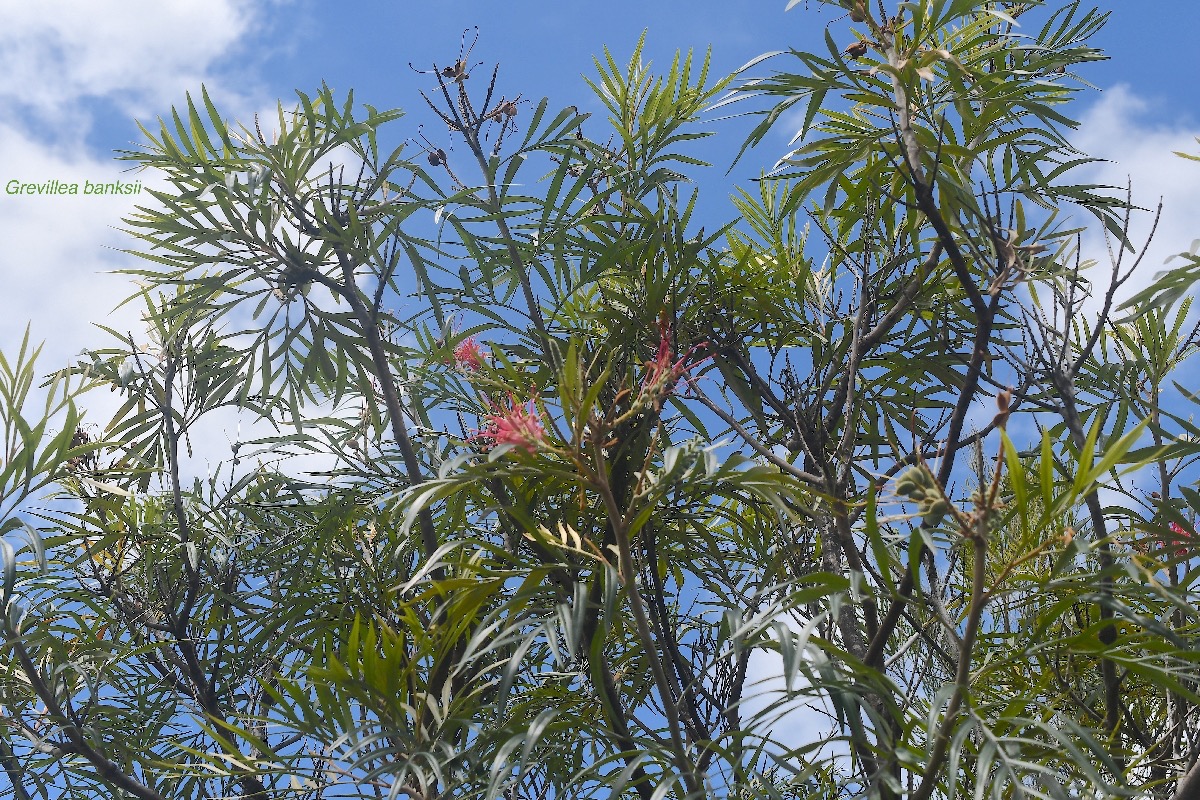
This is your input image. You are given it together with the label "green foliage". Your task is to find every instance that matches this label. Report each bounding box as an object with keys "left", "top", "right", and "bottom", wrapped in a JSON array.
[{"left": 3, "top": 2, "right": 1200, "bottom": 799}]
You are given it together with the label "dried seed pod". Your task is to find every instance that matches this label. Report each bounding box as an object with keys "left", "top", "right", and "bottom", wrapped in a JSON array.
[
  {"left": 441, "top": 61, "right": 471, "bottom": 82},
  {"left": 483, "top": 97, "right": 523, "bottom": 124},
  {"left": 845, "top": 40, "right": 870, "bottom": 59}
]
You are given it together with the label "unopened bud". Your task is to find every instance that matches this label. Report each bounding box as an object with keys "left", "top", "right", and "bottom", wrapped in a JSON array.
[{"left": 993, "top": 388, "right": 1012, "bottom": 430}]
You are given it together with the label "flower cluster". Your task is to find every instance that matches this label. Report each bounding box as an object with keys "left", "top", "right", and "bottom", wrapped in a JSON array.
[
  {"left": 1166, "top": 521, "right": 1196, "bottom": 557},
  {"left": 453, "top": 337, "right": 486, "bottom": 371},
  {"left": 1131, "top": 520, "right": 1197, "bottom": 557},
  {"left": 640, "top": 318, "right": 709, "bottom": 408},
  {"left": 469, "top": 393, "right": 547, "bottom": 455}
]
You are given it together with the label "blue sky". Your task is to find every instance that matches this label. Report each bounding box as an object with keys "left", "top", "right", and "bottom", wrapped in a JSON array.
[
  {"left": 60, "top": 1, "right": 1200, "bottom": 158},
  {"left": 1, "top": 0, "right": 1198, "bottom": 382}
]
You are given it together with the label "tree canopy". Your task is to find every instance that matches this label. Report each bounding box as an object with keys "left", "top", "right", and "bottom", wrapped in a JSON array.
[{"left": 3, "top": 1, "right": 1200, "bottom": 799}]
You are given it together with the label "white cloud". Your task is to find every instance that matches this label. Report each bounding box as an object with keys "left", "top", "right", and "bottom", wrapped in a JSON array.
[
  {"left": 0, "top": 0, "right": 285, "bottom": 476},
  {"left": 0, "top": 0, "right": 281, "bottom": 379},
  {"left": 736, "top": 616, "right": 852, "bottom": 777},
  {"left": 0, "top": 124, "right": 152, "bottom": 386},
  {"left": 1068, "top": 85, "right": 1200, "bottom": 307},
  {"left": 0, "top": 0, "right": 264, "bottom": 122},
  {"left": 742, "top": 646, "right": 839, "bottom": 748}
]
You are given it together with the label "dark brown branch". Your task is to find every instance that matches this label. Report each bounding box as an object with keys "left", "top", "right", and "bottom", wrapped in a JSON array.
[
  {"left": 694, "top": 390, "right": 823, "bottom": 485},
  {"left": 8, "top": 637, "right": 168, "bottom": 800},
  {"left": 911, "top": 508, "right": 991, "bottom": 800},
  {"left": 643, "top": 526, "right": 715, "bottom": 745},
  {"left": 592, "top": 433, "right": 702, "bottom": 796},
  {"left": 580, "top": 572, "right": 656, "bottom": 800},
  {"left": 0, "top": 735, "right": 34, "bottom": 800},
  {"left": 155, "top": 344, "right": 273, "bottom": 800},
  {"left": 1171, "top": 754, "right": 1200, "bottom": 800},
  {"left": 330, "top": 248, "right": 439, "bottom": 560},
  {"left": 1053, "top": 375, "right": 1123, "bottom": 753}
]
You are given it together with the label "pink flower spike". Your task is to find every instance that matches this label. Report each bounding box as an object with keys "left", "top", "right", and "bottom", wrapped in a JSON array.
[
  {"left": 470, "top": 393, "right": 547, "bottom": 455},
  {"left": 641, "top": 318, "right": 710, "bottom": 401},
  {"left": 1168, "top": 521, "right": 1194, "bottom": 557},
  {"left": 453, "top": 337, "right": 485, "bottom": 371}
]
